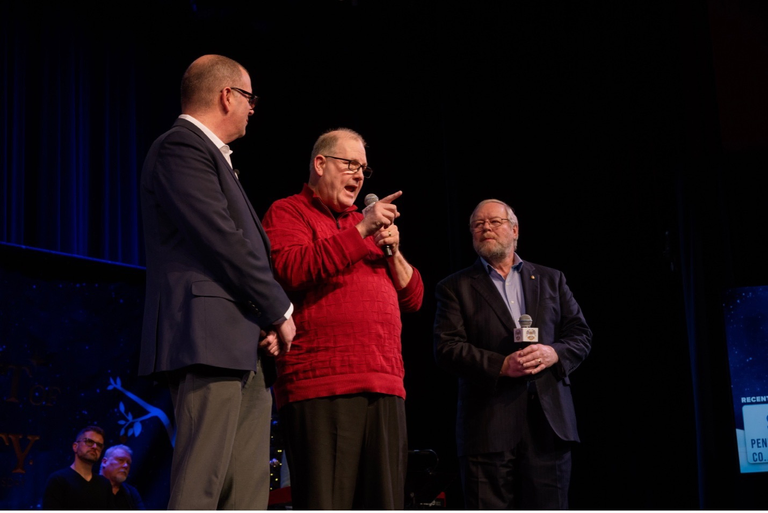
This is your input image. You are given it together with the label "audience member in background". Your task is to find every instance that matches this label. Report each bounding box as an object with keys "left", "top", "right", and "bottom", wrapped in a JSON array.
[
  {"left": 42, "top": 425, "right": 114, "bottom": 510},
  {"left": 100, "top": 444, "right": 145, "bottom": 509}
]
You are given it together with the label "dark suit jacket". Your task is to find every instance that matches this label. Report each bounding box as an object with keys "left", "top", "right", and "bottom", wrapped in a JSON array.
[
  {"left": 139, "top": 117, "right": 291, "bottom": 378},
  {"left": 433, "top": 258, "right": 592, "bottom": 457}
]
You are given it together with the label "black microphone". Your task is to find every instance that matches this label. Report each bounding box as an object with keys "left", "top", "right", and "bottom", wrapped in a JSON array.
[{"left": 364, "top": 193, "right": 393, "bottom": 257}]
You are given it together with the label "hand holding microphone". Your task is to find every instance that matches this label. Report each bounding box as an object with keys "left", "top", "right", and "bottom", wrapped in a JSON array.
[
  {"left": 359, "top": 191, "right": 403, "bottom": 257},
  {"left": 373, "top": 224, "right": 399, "bottom": 257},
  {"left": 510, "top": 314, "right": 560, "bottom": 374}
]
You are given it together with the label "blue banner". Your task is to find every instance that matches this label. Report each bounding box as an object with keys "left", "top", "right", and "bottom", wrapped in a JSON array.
[{"left": 723, "top": 285, "right": 768, "bottom": 474}]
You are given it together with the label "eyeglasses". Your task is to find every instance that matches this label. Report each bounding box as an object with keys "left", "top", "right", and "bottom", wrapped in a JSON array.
[
  {"left": 470, "top": 218, "right": 512, "bottom": 232},
  {"left": 230, "top": 87, "right": 259, "bottom": 109},
  {"left": 322, "top": 155, "right": 373, "bottom": 179},
  {"left": 77, "top": 438, "right": 104, "bottom": 450}
]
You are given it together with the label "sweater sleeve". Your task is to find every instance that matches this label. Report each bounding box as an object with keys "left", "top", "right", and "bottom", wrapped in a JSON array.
[
  {"left": 397, "top": 265, "right": 424, "bottom": 313},
  {"left": 263, "top": 198, "right": 370, "bottom": 291}
]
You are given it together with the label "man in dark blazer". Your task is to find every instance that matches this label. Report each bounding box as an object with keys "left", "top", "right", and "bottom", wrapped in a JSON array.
[
  {"left": 139, "top": 54, "right": 295, "bottom": 509},
  {"left": 433, "top": 199, "right": 592, "bottom": 509}
]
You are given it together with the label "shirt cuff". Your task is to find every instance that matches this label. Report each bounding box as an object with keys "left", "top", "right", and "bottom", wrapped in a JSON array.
[{"left": 272, "top": 303, "right": 294, "bottom": 324}]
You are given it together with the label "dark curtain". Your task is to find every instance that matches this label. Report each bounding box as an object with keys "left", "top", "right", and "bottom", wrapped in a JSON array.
[
  {"left": 675, "top": 0, "right": 768, "bottom": 508},
  {"left": 1, "top": 3, "right": 142, "bottom": 266}
]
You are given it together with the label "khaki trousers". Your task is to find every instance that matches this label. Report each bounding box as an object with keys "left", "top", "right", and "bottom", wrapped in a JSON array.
[{"left": 168, "top": 362, "right": 272, "bottom": 510}]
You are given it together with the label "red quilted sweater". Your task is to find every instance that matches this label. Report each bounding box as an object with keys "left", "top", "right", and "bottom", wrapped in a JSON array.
[{"left": 262, "top": 184, "right": 424, "bottom": 409}]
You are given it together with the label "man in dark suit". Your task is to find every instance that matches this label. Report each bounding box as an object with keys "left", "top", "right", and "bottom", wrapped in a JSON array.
[
  {"left": 433, "top": 199, "right": 592, "bottom": 509},
  {"left": 139, "top": 54, "right": 295, "bottom": 509}
]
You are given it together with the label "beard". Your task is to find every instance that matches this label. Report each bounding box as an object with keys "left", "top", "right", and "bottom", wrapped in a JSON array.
[
  {"left": 474, "top": 238, "right": 513, "bottom": 264},
  {"left": 81, "top": 451, "right": 101, "bottom": 464}
]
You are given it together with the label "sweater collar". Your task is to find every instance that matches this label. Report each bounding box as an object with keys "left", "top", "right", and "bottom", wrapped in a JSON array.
[{"left": 300, "top": 183, "right": 359, "bottom": 215}]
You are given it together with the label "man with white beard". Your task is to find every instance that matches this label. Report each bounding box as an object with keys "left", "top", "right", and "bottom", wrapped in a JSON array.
[
  {"left": 100, "top": 444, "right": 145, "bottom": 509},
  {"left": 433, "top": 199, "right": 592, "bottom": 509}
]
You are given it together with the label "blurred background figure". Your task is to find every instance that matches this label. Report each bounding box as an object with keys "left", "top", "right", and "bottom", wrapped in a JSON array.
[
  {"left": 100, "top": 444, "right": 145, "bottom": 509},
  {"left": 42, "top": 425, "right": 114, "bottom": 510}
]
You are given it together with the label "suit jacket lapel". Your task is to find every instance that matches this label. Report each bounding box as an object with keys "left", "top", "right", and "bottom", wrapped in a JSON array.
[
  {"left": 229, "top": 173, "right": 271, "bottom": 254},
  {"left": 520, "top": 261, "right": 540, "bottom": 326},
  {"left": 175, "top": 118, "right": 272, "bottom": 256},
  {"left": 469, "top": 259, "right": 518, "bottom": 333}
]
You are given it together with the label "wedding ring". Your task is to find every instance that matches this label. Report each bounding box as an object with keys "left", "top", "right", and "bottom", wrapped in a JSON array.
[{"left": 538, "top": 358, "right": 542, "bottom": 365}]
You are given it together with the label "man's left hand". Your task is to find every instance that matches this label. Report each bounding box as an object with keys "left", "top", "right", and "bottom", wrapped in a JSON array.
[
  {"left": 517, "top": 344, "right": 559, "bottom": 374},
  {"left": 259, "top": 330, "right": 281, "bottom": 356},
  {"left": 374, "top": 224, "right": 400, "bottom": 256}
]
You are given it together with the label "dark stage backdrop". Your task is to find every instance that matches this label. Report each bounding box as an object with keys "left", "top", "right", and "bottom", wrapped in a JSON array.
[
  {"left": 3, "top": 0, "right": 768, "bottom": 509},
  {"left": 0, "top": 243, "right": 172, "bottom": 510}
]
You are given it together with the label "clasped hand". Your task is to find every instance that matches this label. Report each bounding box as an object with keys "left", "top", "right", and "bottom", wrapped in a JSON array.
[
  {"left": 500, "top": 343, "right": 559, "bottom": 378},
  {"left": 259, "top": 316, "right": 296, "bottom": 356}
]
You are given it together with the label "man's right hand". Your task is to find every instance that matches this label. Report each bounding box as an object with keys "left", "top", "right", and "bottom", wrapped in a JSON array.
[
  {"left": 500, "top": 350, "right": 538, "bottom": 378},
  {"left": 275, "top": 316, "right": 296, "bottom": 354},
  {"left": 356, "top": 190, "right": 402, "bottom": 238}
]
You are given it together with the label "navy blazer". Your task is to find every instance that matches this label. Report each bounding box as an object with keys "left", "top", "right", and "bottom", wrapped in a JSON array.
[
  {"left": 139, "top": 118, "right": 291, "bottom": 377},
  {"left": 433, "top": 258, "right": 592, "bottom": 456}
]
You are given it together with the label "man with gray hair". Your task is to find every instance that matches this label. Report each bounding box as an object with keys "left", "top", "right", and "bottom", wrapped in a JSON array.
[
  {"left": 263, "top": 127, "right": 423, "bottom": 509},
  {"left": 100, "top": 444, "right": 145, "bottom": 509},
  {"left": 434, "top": 198, "right": 592, "bottom": 509}
]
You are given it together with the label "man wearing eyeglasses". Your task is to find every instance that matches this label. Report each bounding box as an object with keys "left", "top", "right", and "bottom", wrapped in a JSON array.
[
  {"left": 139, "top": 54, "right": 295, "bottom": 509},
  {"left": 433, "top": 199, "right": 592, "bottom": 509},
  {"left": 262, "top": 128, "right": 424, "bottom": 509},
  {"left": 42, "top": 425, "right": 115, "bottom": 510}
]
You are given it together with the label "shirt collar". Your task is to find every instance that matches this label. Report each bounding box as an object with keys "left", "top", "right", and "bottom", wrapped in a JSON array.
[
  {"left": 301, "top": 183, "right": 359, "bottom": 215},
  {"left": 179, "top": 114, "right": 233, "bottom": 165},
  {"left": 481, "top": 254, "right": 523, "bottom": 276}
]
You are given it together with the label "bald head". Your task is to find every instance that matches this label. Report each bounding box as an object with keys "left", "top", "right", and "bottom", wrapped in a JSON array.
[
  {"left": 178, "top": 54, "right": 255, "bottom": 144},
  {"left": 181, "top": 54, "right": 248, "bottom": 114}
]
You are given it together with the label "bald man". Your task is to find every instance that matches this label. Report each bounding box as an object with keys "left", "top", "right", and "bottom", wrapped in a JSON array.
[{"left": 139, "top": 54, "right": 295, "bottom": 509}]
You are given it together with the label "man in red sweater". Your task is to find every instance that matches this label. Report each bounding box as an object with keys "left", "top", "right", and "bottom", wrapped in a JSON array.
[{"left": 263, "top": 127, "right": 423, "bottom": 509}]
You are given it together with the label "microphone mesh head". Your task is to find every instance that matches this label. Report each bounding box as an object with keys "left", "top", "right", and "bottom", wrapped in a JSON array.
[
  {"left": 364, "top": 193, "right": 379, "bottom": 207},
  {"left": 519, "top": 314, "right": 532, "bottom": 328}
]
